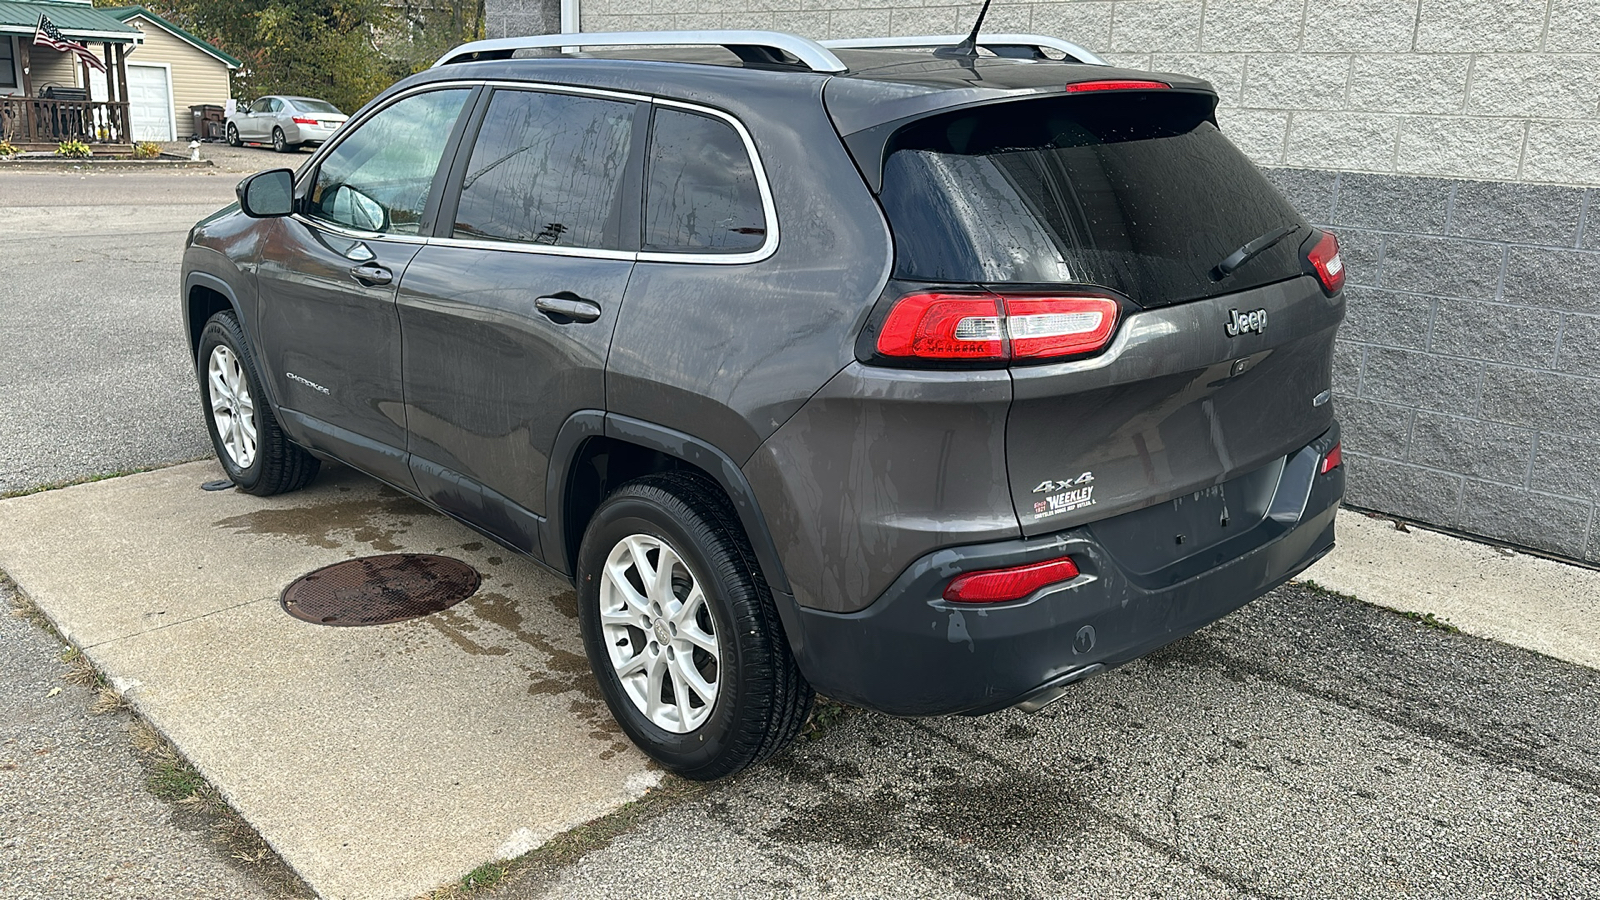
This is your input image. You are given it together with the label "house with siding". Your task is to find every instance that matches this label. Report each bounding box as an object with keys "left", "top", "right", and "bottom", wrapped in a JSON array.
[
  {"left": 0, "top": 0, "right": 142, "bottom": 148},
  {"left": 101, "top": 6, "right": 238, "bottom": 142}
]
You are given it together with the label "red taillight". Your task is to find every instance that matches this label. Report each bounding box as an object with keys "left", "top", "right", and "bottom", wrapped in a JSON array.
[
  {"left": 877, "top": 293, "right": 1004, "bottom": 360},
  {"left": 1320, "top": 442, "right": 1343, "bottom": 474},
  {"left": 1005, "top": 295, "right": 1119, "bottom": 359},
  {"left": 876, "top": 292, "right": 1119, "bottom": 363},
  {"left": 292, "top": 116, "right": 318, "bottom": 125},
  {"left": 1064, "top": 79, "right": 1170, "bottom": 93},
  {"left": 1308, "top": 231, "right": 1345, "bottom": 294},
  {"left": 944, "top": 556, "right": 1081, "bottom": 603}
]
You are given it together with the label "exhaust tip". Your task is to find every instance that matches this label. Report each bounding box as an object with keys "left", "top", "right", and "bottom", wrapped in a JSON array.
[{"left": 1013, "top": 663, "right": 1106, "bottom": 712}]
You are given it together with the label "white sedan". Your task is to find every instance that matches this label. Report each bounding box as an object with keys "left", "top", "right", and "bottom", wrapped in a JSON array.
[{"left": 226, "top": 96, "right": 349, "bottom": 153}]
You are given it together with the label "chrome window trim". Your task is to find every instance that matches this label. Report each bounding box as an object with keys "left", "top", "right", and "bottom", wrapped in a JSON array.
[
  {"left": 637, "top": 97, "right": 778, "bottom": 266},
  {"left": 294, "top": 80, "right": 780, "bottom": 266}
]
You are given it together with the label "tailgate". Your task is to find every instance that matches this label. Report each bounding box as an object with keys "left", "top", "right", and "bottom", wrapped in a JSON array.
[{"left": 1008, "top": 276, "right": 1340, "bottom": 536}]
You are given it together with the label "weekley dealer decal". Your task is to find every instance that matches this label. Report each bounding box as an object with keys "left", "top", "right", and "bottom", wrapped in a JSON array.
[{"left": 1032, "top": 472, "right": 1097, "bottom": 520}]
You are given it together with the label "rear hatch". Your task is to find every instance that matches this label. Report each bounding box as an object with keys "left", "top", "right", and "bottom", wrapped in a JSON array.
[{"left": 843, "top": 82, "right": 1344, "bottom": 541}]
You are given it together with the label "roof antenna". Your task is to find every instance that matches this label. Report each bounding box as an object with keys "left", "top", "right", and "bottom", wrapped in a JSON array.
[{"left": 936, "top": 0, "right": 995, "bottom": 59}]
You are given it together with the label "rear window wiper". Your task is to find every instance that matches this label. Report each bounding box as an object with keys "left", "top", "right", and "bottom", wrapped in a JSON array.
[{"left": 1210, "top": 223, "right": 1301, "bottom": 282}]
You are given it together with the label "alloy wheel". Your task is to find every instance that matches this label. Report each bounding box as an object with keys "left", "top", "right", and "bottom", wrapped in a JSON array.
[
  {"left": 599, "top": 533, "right": 721, "bottom": 733},
  {"left": 207, "top": 344, "right": 257, "bottom": 469}
]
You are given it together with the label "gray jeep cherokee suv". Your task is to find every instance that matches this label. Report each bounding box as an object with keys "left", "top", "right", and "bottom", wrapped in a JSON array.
[{"left": 182, "top": 30, "right": 1347, "bottom": 780}]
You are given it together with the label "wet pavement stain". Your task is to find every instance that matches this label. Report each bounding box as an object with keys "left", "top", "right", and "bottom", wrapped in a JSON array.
[{"left": 213, "top": 494, "right": 423, "bottom": 553}]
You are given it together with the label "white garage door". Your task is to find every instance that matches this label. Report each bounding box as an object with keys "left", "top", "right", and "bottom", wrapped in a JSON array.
[{"left": 127, "top": 65, "right": 173, "bottom": 142}]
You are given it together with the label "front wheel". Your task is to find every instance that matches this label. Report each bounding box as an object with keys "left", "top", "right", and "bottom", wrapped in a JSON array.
[
  {"left": 577, "top": 473, "right": 812, "bottom": 781},
  {"left": 226, "top": 122, "right": 240, "bottom": 147},
  {"left": 196, "top": 311, "right": 319, "bottom": 496}
]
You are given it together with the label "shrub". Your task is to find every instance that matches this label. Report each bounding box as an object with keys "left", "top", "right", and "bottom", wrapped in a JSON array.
[
  {"left": 56, "top": 139, "right": 92, "bottom": 159},
  {"left": 133, "top": 141, "right": 162, "bottom": 159},
  {"left": 0, "top": 140, "right": 17, "bottom": 157}
]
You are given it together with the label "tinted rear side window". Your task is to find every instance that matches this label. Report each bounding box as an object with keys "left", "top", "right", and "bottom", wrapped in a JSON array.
[
  {"left": 453, "top": 89, "right": 636, "bottom": 250},
  {"left": 880, "top": 92, "right": 1304, "bottom": 306},
  {"left": 643, "top": 108, "right": 765, "bottom": 253}
]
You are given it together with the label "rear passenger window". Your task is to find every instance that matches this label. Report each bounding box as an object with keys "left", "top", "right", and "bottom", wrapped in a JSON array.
[
  {"left": 643, "top": 108, "right": 765, "bottom": 254},
  {"left": 453, "top": 89, "right": 635, "bottom": 250}
]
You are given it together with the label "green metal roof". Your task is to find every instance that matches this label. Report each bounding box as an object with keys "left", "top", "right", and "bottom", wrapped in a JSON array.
[
  {"left": 0, "top": 0, "right": 143, "bottom": 42},
  {"left": 104, "top": 6, "right": 241, "bottom": 68}
]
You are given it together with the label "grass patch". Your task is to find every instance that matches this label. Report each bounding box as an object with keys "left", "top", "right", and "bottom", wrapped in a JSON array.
[
  {"left": 802, "top": 696, "right": 851, "bottom": 741},
  {"left": 1395, "top": 610, "right": 1462, "bottom": 634},
  {"left": 423, "top": 776, "right": 706, "bottom": 899},
  {"left": 1292, "top": 578, "right": 1361, "bottom": 603},
  {"left": 131, "top": 720, "right": 315, "bottom": 895}
]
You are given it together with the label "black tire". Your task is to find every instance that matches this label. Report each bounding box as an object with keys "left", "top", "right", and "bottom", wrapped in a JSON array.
[
  {"left": 272, "top": 127, "right": 289, "bottom": 153},
  {"left": 226, "top": 122, "right": 241, "bottom": 147},
  {"left": 576, "top": 472, "right": 813, "bottom": 781},
  {"left": 196, "top": 311, "right": 319, "bottom": 496}
]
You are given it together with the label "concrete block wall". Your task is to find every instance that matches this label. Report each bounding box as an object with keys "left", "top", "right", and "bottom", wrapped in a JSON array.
[{"left": 485, "top": 0, "right": 1600, "bottom": 563}]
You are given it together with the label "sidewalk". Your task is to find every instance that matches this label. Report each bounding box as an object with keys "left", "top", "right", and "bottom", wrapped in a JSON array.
[{"left": 0, "top": 461, "right": 659, "bottom": 900}]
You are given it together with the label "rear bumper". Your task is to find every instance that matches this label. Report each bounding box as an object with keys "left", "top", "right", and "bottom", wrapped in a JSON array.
[{"left": 786, "top": 425, "right": 1343, "bottom": 717}]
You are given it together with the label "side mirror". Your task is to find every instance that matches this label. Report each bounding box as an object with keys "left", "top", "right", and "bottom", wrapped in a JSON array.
[{"left": 237, "top": 169, "right": 295, "bottom": 218}]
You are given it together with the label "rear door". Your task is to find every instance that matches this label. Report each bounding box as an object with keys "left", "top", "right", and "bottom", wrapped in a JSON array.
[
  {"left": 255, "top": 86, "right": 474, "bottom": 486},
  {"left": 874, "top": 89, "right": 1343, "bottom": 537},
  {"left": 397, "top": 86, "right": 641, "bottom": 555}
]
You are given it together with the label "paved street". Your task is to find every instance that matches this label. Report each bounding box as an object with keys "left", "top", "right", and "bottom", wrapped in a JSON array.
[{"left": 1, "top": 166, "right": 1597, "bottom": 899}]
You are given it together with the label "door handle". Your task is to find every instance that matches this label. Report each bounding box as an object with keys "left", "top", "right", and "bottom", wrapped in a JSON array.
[
  {"left": 350, "top": 263, "right": 392, "bottom": 286},
  {"left": 535, "top": 295, "right": 602, "bottom": 324}
]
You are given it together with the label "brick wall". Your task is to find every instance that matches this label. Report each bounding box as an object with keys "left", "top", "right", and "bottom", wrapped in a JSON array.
[{"left": 485, "top": 0, "right": 1600, "bottom": 563}]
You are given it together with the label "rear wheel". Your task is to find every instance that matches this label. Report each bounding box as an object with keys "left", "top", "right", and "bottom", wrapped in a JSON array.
[
  {"left": 226, "top": 122, "right": 240, "bottom": 147},
  {"left": 271, "top": 126, "right": 290, "bottom": 153},
  {"left": 577, "top": 473, "right": 812, "bottom": 781},
  {"left": 197, "top": 311, "right": 319, "bottom": 496}
]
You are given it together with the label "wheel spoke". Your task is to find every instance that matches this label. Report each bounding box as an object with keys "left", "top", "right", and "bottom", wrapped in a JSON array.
[
  {"left": 604, "top": 559, "right": 651, "bottom": 617},
  {"left": 651, "top": 544, "right": 680, "bottom": 605},
  {"left": 600, "top": 605, "right": 646, "bottom": 630},
  {"left": 614, "top": 651, "right": 648, "bottom": 679},
  {"left": 676, "top": 621, "right": 718, "bottom": 657},
  {"left": 643, "top": 651, "right": 669, "bottom": 721},
  {"left": 627, "top": 537, "right": 657, "bottom": 599},
  {"left": 675, "top": 655, "right": 716, "bottom": 706},
  {"left": 667, "top": 660, "right": 695, "bottom": 728}
]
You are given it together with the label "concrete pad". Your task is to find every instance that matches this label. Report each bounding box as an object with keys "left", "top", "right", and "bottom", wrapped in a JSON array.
[
  {"left": 1302, "top": 510, "right": 1600, "bottom": 671},
  {"left": 0, "top": 461, "right": 657, "bottom": 900}
]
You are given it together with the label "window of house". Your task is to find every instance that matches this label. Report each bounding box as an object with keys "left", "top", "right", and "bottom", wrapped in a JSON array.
[
  {"left": 0, "top": 38, "right": 18, "bottom": 91},
  {"left": 642, "top": 108, "right": 766, "bottom": 254},
  {"left": 451, "top": 89, "right": 636, "bottom": 250}
]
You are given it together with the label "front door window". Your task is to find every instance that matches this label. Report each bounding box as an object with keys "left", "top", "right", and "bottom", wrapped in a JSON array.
[{"left": 306, "top": 88, "right": 471, "bottom": 235}]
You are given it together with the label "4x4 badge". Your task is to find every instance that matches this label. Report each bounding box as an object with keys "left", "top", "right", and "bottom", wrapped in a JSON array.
[{"left": 1225, "top": 308, "right": 1267, "bottom": 337}]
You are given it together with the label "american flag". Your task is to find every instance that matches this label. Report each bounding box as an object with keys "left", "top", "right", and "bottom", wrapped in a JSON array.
[{"left": 34, "top": 14, "right": 108, "bottom": 74}]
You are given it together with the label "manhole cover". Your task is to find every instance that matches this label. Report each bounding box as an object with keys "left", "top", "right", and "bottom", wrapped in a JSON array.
[{"left": 281, "top": 554, "right": 481, "bottom": 627}]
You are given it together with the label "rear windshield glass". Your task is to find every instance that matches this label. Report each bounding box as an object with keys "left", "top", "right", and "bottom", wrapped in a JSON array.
[
  {"left": 290, "top": 98, "right": 342, "bottom": 114},
  {"left": 879, "top": 92, "right": 1305, "bottom": 306}
]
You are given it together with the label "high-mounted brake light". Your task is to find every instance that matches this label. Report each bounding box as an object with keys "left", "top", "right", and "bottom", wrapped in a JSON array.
[
  {"left": 292, "top": 117, "right": 319, "bottom": 125},
  {"left": 1064, "top": 79, "right": 1171, "bottom": 93},
  {"left": 944, "top": 556, "right": 1081, "bottom": 603},
  {"left": 1308, "top": 231, "right": 1345, "bottom": 294},
  {"left": 1320, "top": 442, "right": 1343, "bottom": 474},
  {"left": 876, "top": 292, "right": 1119, "bottom": 363}
]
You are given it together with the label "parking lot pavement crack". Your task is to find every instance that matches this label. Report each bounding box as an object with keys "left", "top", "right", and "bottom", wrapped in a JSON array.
[
  {"left": 79, "top": 594, "right": 278, "bottom": 652},
  {"left": 907, "top": 719, "right": 1288, "bottom": 900}
]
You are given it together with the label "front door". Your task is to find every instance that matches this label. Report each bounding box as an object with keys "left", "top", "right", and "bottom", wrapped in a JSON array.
[
  {"left": 398, "top": 86, "right": 640, "bottom": 555},
  {"left": 254, "top": 86, "right": 474, "bottom": 487}
]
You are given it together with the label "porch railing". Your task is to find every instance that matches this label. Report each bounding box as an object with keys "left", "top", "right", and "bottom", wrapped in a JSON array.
[{"left": 0, "top": 98, "right": 132, "bottom": 145}]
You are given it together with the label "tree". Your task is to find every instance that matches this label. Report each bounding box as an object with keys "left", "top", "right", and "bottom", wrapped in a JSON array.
[{"left": 99, "top": 0, "right": 459, "bottom": 113}]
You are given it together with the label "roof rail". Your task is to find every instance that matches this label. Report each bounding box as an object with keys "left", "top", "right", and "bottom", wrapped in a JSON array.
[
  {"left": 433, "top": 30, "right": 849, "bottom": 73},
  {"left": 819, "top": 34, "right": 1106, "bottom": 66}
]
